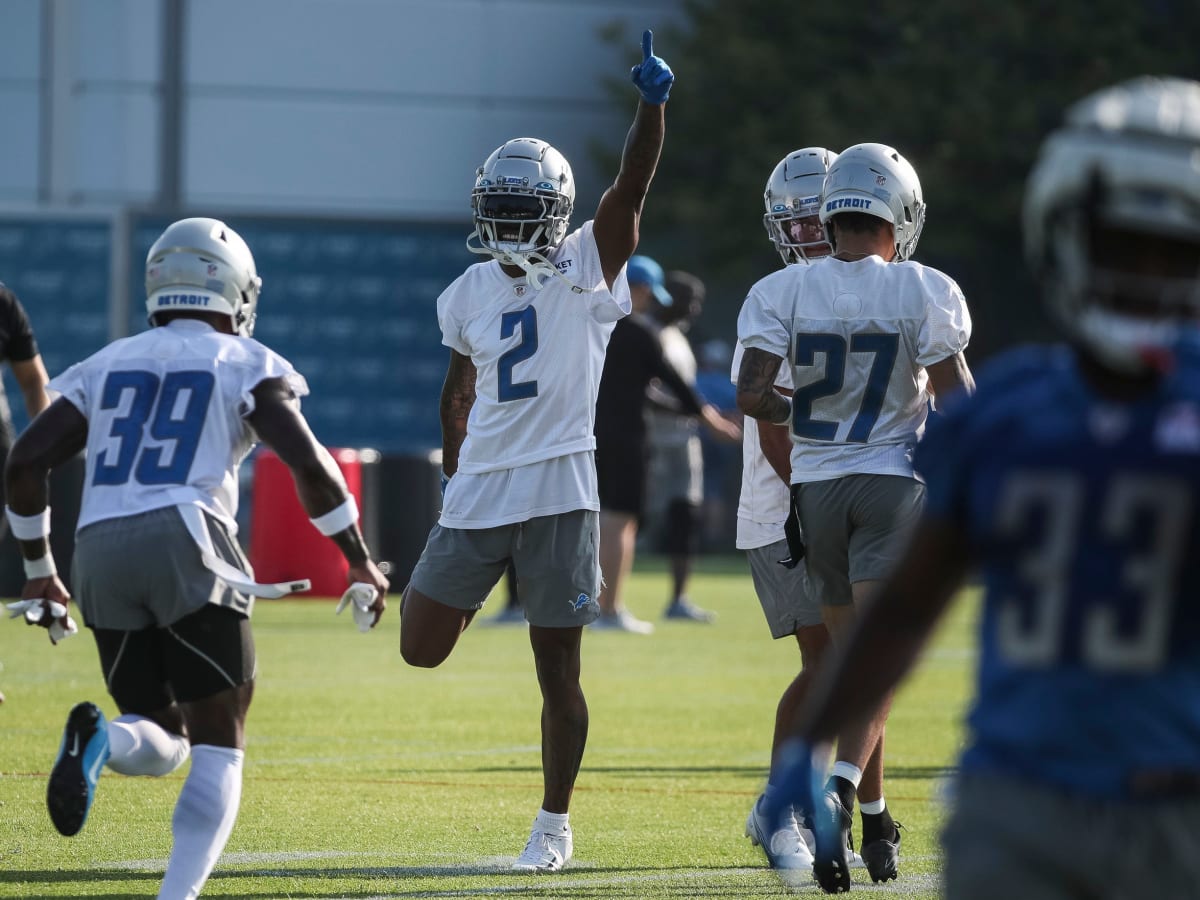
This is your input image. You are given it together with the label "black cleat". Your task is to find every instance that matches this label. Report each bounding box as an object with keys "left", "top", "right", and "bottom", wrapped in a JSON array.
[
  {"left": 47, "top": 702, "right": 110, "bottom": 836},
  {"left": 812, "top": 790, "right": 853, "bottom": 893},
  {"left": 861, "top": 820, "right": 903, "bottom": 883}
]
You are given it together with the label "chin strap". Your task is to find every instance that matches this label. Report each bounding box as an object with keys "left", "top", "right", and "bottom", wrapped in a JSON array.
[{"left": 465, "top": 231, "right": 593, "bottom": 294}]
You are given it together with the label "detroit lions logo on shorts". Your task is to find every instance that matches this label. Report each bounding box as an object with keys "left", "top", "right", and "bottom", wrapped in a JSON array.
[{"left": 571, "top": 593, "right": 592, "bottom": 612}]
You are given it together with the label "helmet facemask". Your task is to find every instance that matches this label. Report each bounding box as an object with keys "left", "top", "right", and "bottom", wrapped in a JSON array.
[
  {"left": 763, "top": 148, "right": 837, "bottom": 265},
  {"left": 1042, "top": 180, "right": 1200, "bottom": 373},
  {"left": 466, "top": 138, "right": 577, "bottom": 289}
]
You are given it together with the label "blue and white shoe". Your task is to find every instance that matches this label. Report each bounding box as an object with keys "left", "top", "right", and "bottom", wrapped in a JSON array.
[{"left": 47, "top": 702, "right": 110, "bottom": 836}]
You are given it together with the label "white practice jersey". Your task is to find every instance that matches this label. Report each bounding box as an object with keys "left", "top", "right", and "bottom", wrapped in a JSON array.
[
  {"left": 738, "top": 255, "right": 971, "bottom": 483},
  {"left": 730, "top": 339, "right": 793, "bottom": 549},
  {"left": 50, "top": 319, "right": 307, "bottom": 532},
  {"left": 437, "top": 220, "right": 630, "bottom": 528}
]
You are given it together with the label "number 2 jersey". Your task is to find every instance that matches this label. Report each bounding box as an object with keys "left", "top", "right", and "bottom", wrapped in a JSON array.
[
  {"left": 918, "top": 343, "right": 1200, "bottom": 798},
  {"left": 737, "top": 255, "right": 971, "bottom": 483},
  {"left": 49, "top": 319, "right": 307, "bottom": 533},
  {"left": 436, "top": 220, "right": 630, "bottom": 528}
]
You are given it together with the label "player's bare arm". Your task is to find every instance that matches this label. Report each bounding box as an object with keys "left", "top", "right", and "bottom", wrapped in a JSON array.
[
  {"left": 757, "top": 387, "right": 794, "bottom": 484},
  {"left": 439, "top": 350, "right": 476, "bottom": 478},
  {"left": 247, "top": 378, "right": 388, "bottom": 609},
  {"left": 593, "top": 30, "right": 672, "bottom": 287},
  {"left": 736, "top": 348, "right": 791, "bottom": 425},
  {"left": 5, "top": 398, "right": 88, "bottom": 609},
  {"left": 11, "top": 355, "right": 50, "bottom": 418},
  {"left": 926, "top": 351, "right": 976, "bottom": 403}
]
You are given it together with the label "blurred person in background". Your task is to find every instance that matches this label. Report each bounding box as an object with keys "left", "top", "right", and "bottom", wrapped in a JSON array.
[
  {"left": 594, "top": 255, "right": 739, "bottom": 633},
  {"left": 0, "top": 282, "right": 51, "bottom": 532},
  {"left": 8, "top": 217, "right": 388, "bottom": 900},
  {"left": 0, "top": 280, "right": 50, "bottom": 704},
  {"left": 400, "top": 31, "right": 673, "bottom": 870},
  {"left": 738, "top": 142, "right": 974, "bottom": 890},
  {"left": 762, "top": 75, "right": 1200, "bottom": 899},
  {"left": 643, "top": 269, "right": 740, "bottom": 622},
  {"left": 693, "top": 338, "right": 741, "bottom": 550}
]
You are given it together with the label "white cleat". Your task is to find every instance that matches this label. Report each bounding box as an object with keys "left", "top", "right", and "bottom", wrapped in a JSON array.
[
  {"left": 746, "top": 798, "right": 815, "bottom": 870},
  {"left": 589, "top": 609, "right": 655, "bottom": 634},
  {"left": 512, "top": 824, "right": 573, "bottom": 872}
]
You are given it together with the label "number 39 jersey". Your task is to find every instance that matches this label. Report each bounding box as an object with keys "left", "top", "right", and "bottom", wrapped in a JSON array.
[
  {"left": 437, "top": 220, "right": 631, "bottom": 476},
  {"left": 918, "top": 343, "right": 1200, "bottom": 798},
  {"left": 49, "top": 319, "right": 307, "bottom": 532},
  {"left": 737, "top": 255, "right": 971, "bottom": 483}
]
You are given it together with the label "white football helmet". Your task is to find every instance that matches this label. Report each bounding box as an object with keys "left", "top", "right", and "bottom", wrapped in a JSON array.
[
  {"left": 1024, "top": 76, "right": 1200, "bottom": 372},
  {"left": 145, "top": 217, "right": 262, "bottom": 337},
  {"left": 819, "top": 143, "right": 926, "bottom": 261},
  {"left": 763, "top": 147, "right": 838, "bottom": 264},
  {"left": 469, "top": 138, "right": 575, "bottom": 260}
]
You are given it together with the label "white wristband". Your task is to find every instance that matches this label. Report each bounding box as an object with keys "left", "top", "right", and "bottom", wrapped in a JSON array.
[
  {"left": 310, "top": 496, "right": 359, "bottom": 536},
  {"left": 24, "top": 552, "right": 57, "bottom": 580},
  {"left": 7, "top": 506, "right": 51, "bottom": 541}
]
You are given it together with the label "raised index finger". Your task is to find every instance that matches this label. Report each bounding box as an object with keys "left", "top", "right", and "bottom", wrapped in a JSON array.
[{"left": 642, "top": 29, "right": 654, "bottom": 61}]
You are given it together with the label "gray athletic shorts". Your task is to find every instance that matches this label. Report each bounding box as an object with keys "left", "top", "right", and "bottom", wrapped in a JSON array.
[
  {"left": 74, "top": 506, "right": 253, "bottom": 630},
  {"left": 646, "top": 435, "right": 703, "bottom": 510},
  {"left": 793, "top": 474, "right": 925, "bottom": 607},
  {"left": 410, "top": 509, "right": 601, "bottom": 628},
  {"left": 746, "top": 539, "right": 823, "bottom": 637},
  {"left": 942, "top": 772, "right": 1200, "bottom": 899}
]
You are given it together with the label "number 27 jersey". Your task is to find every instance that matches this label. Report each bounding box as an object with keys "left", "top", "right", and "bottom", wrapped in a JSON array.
[
  {"left": 737, "top": 255, "right": 971, "bottom": 482},
  {"left": 49, "top": 319, "right": 307, "bottom": 532}
]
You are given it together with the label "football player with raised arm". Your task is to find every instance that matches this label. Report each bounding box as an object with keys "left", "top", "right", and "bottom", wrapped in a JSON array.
[
  {"left": 7, "top": 217, "right": 389, "bottom": 900},
  {"left": 399, "top": 30, "right": 673, "bottom": 872},
  {"left": 762, "top": 76, "right": 1200, "bottom": 899},
  {"left": 737, "top": 143, "right": 974, "bottom": 890}
]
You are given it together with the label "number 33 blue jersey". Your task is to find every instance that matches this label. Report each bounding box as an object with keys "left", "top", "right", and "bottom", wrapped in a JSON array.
[{"left": 917, "top": 341, "right": 1200, "bottom": 798}]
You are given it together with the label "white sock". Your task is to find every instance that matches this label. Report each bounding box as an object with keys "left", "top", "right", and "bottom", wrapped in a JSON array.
[
  {"left": 831, "top": 761, "right": 863, "bottom": 788},
  {"left": 534, "top": 808, "right": 570, "bottom": 834},
  {"left": 107, "top": 715, "right": 190, "bottom": 777},
  {"left": 159, "top": 744, "right": 243, "bottom": 900},
  {"left": 860, "top": 797, "right": 886, "bottom": 815}
]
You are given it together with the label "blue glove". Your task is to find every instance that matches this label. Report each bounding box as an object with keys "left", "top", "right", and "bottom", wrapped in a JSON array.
[
  {"left": 762, "top": 739, "right": 822, "bottom": 839},
  {"left": 629, "top": 29, "right": 674, "bottom": 104},
  {"left": 440, "top": 470, "right": 450, "bottom": 498}
]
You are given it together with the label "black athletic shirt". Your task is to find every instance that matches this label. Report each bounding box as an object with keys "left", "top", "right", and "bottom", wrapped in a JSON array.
[
  {"left": 0, "top": 283, "right": 40, "bottom": 448},
  {"left": 0, "top": 283, "right": 39, "bottom": 364},
  {"left": 595, "top": 314, "right": 704, "bottom": 446}
]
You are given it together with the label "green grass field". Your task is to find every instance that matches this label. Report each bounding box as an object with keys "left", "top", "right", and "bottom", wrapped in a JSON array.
[{"left": 0, "top": 556, "right": 977, "bottom": 899}]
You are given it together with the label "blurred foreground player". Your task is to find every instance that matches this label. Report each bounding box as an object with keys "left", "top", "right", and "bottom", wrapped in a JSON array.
[{"left": 764, "top": 76, "right": 1200, "bottom": 897}]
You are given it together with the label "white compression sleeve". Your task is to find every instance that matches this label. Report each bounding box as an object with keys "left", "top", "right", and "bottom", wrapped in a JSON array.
[{"left": 106, "top": 714, "right": 190, "bottom": 777}]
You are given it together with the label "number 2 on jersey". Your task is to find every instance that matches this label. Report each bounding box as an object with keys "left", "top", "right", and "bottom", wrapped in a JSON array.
[
  {"left": 791, "top": 332, "right": 899, "bottom": 441},
  {"left": 93, "top": 369, "right": 215, "bottom": 486},
  {"left": 498, "top": 306, "right": 539, "bottom": 402}
]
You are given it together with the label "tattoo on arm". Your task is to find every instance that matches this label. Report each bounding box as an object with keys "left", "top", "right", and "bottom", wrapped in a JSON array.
[
  {"left": 736, "top": 349, "right": 791, "bottom": 424},
  {"left": 616, "top": 101, "right": 666, "bottom": 206},
  {"left": 439, "top": 351, "right": 476, "bottom": 476}
]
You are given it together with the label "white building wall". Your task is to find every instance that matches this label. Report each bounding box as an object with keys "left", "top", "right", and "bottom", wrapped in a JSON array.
[{"left": 0, "top": 0, "right": 682, "bottom": 218}]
